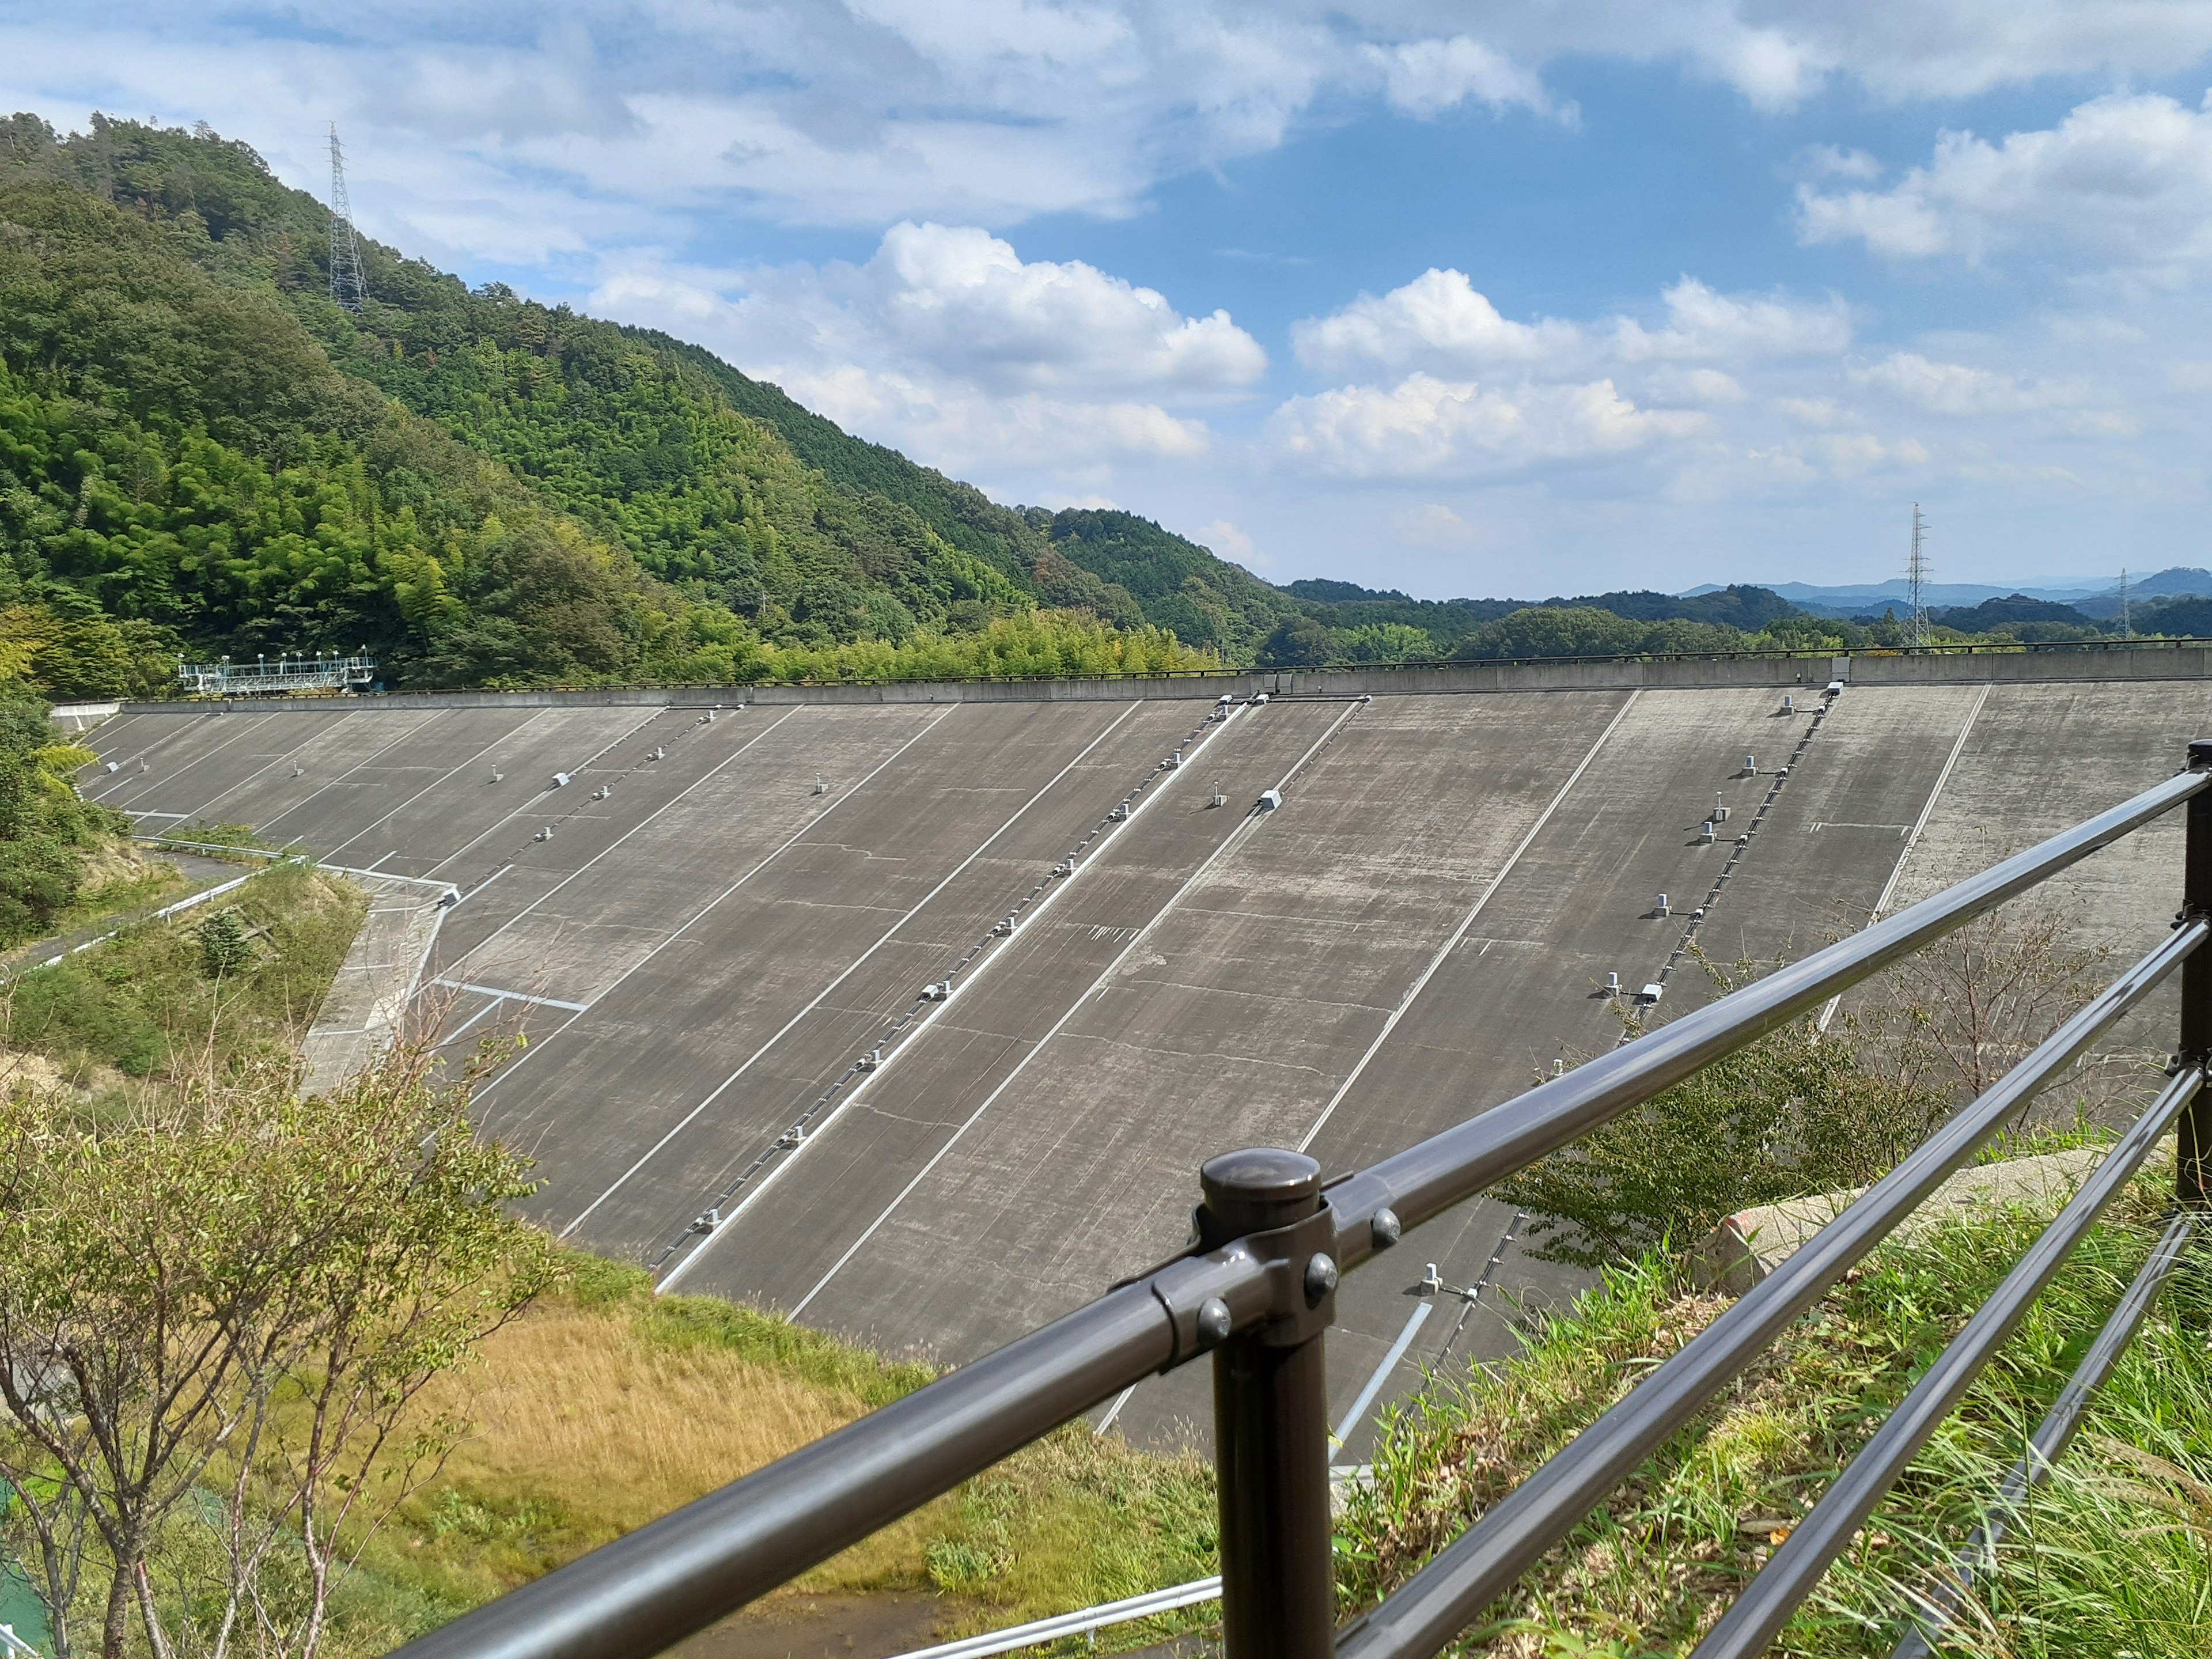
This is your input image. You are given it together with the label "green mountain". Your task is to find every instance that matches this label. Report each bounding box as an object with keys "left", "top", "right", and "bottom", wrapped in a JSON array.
[{"left": 0, "top": 113, "right": 1259, "bottom": 691}]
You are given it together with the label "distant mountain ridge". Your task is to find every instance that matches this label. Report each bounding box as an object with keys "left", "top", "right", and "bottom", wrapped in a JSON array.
[{"left": 1713, "top": 570, "right": 2212, "bottom": 620}]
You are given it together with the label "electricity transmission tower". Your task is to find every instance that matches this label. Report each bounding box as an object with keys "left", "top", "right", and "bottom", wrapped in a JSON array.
[
  {"left": 1906, "top": 503, "right": 1930, "bottom": 647},
  {"left": 327, "top": 123, "right": 368, "bottom": 312},
  {"left": 2119, "top": 567, "right": 2134, "bottom": 638}
]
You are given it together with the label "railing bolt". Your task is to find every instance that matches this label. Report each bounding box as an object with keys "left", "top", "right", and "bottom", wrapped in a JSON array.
[
  {"left": 1196, "top": 1298, "right": 1232, "bottom": 1346},
  {"left": 1370, "top": 1206, "right": 1402, "bottom": 1248},
  {"left": 1304, "top": 1253, "right": 1339, "bottom": 1304}
]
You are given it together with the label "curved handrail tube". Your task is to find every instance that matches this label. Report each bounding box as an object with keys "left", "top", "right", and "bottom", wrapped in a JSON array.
[{"left": 1332, "top": 923, "right": 2205, "bottom": 1659}]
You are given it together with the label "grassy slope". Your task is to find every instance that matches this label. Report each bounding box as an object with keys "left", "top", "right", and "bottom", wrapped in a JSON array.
[
  {"left": 1341, "top": 1168, "right": 2210, "bottom": 1656},
  {"left": 339, "top": 1258, "right": 1217, "bottom": 1656},
  {"left": 1, "top": 858, "right": 366, "bottom": 1082}
]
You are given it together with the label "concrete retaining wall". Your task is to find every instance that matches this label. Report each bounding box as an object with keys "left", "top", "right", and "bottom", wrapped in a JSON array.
[{"left": 106, "top": 642, "right": 2212, "bottom": 717}]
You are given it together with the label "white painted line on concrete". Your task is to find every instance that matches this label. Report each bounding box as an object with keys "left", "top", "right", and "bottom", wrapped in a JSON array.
[
  {"left": 1818, "top": 681, "right": 1990, "bottom": 1035},
  {"left": 80, "top": 713, "right": 199, "bottom": 799},
  {"left": 453, "top": 864, "right": 513, "bottom": 908},
  {"left": 246, "top": 711, "right": 452, "bottom": 836},
  {"left": 472, "top": 705, "right": 960, "bottom": 1103},
  {"left": 435, "top": 996, "right": 507, "bottom": 1048},
  {"left": 423, "top": 706, "right": 669, "bottom": 877},
  {"left": 654, "top": 700, "right": 1243, "bottom": 1286},
  {"left": 433, "top": 978, "right": 591, "bottom": 1012},
  {"left": 1296, "top": 688, "right": 1642, "bottom": 1155},
  {"left": 169, "top": 707, "right": 374, "bottom": 823},
  {"left": 888, "top": 1576, "right": 1223, "bottom": 1659},
  {"left": 785, "top": 703, "right": 1313, "bottom": 1317},
  {"left": 96, "top": 710, "right": 282, "bottom": 811},
  {"left": 320, "top": 711, "right": 557, "bottom": 859},
  {"left": 1874, "top": 681, "right": 1990, "bottom": 922},
  {"left": 435, "top": 707, "right": 802, "bottom": 981},
  {"left": 578, "top": 701, "right": 1153, "bottom": 1245},
  {"left": 79, "top": 711, "right": 212, "bottom": 800},
  {"left": 1331, "top": 1298, "right": 1433, "bottom": 1458}
]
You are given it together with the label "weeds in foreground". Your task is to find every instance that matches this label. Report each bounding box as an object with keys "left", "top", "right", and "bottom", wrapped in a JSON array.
[{"left": 1339, "top": 1175, "right": 2212, "bottom": 1656}]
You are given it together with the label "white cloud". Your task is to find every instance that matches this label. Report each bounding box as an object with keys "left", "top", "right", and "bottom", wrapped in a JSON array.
[
  {"left": 1801, "top": 143, "right": 1883, "bottom": 181},
  {"left": 1359, "top": 36, "right": 1567, "bottom": 122},
  {"left": 1293, "top": 270, "right": 1847, "bottom": 383},
  {"left": 1291, "top": 268, "right": 1580, "bottom": 374},
  {"left": 1196, "top": 519, "right": 1264, "bottom": 566},
  {"left": 14, "top": 2, "right": 2212, "bottom": 259},
  {"left": 860, "top": 223, "right": 1266, "bottom": 394},
  {"left": 1797, "top": 92, "right": 2212, "bottom": 268},
  {"left": 1392, "top": 502, "right": 1481, "bottom": 546},
  {"left": 1268, "top": 373, "right": 1702, "bottom": 479},
  {"left": 1611, "top": 278, "right": 1851, "bottom": 361},
  {"left": 1848, "top": 351, "right": 2084, "bottom": 414},
  {"left": 590, "top": 222, "right": 1248, "bottom": 483}
]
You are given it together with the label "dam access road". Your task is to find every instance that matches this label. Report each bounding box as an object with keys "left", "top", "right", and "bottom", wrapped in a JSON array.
[{"left": 80, "top": 652, "right": 2206, "bottom": 1455}]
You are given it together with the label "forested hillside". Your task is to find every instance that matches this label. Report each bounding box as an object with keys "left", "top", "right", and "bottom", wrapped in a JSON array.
[{"left": 0, "top": 115, "right": 1232, "bottom": 691}]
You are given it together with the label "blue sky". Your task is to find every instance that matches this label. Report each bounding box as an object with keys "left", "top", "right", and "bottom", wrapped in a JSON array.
[{"left": 10, "top": 4, "right": 2212, "bottom": 599}]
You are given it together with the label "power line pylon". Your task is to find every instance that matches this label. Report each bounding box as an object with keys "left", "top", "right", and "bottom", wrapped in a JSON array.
[
  {"left": 1906, "top": 503, "right": 1930, "bottom": 648},
  {"left": 2120, "top": 567, "right": 2134, "bottom": 638},
  {"left": 327, "top": 123, "right": 368, "bottom": 313}
]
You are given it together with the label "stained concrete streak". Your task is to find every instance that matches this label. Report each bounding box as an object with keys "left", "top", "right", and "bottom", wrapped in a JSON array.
[{"left": 298, "top": 876, "right": 453, "bottom": 1097}]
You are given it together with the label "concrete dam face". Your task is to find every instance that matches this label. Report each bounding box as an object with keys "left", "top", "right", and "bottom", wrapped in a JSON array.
[{"left": 79, "top": 666, "right": 2207, "bottom": 1449}]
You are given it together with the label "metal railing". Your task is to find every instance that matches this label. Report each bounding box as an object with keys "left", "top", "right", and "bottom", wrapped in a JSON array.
[
  {"left": 177, "top": 653, "right": 376, "bottom": 696},
  {"left": 389, "top": 743, "right": 2212, "bottom": 1659}
]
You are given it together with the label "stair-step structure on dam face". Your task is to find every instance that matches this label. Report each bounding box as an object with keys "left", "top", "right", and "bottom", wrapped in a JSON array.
[{"left": 82, "top": 658, "right": 2208, "bottom": 1450}]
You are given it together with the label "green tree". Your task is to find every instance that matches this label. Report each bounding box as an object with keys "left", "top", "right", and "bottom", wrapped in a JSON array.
[
  {"left": 0, "top": 1039, "right": 552, "bottom": 1659},
  {"left": 1459, "top": 605, "right": 1647, "bottom": 660},
  {"left": 0, "top": 692, "right": 123, "bottom": 945},
  {"left": 1256, "top": 615, "right": 1332, "bottom": 668}
]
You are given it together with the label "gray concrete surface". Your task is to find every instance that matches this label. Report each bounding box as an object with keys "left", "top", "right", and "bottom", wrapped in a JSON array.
[
  {"left": 298, "top": 874, "right": 454, "bottom": 1096},
  {"left": 77, "top": 673, "right": 2212, "bottom": 1458}
]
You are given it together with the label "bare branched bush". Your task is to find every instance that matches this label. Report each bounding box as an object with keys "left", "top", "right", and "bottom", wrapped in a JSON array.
[
  {"left": 0, "top": 1034, "right": 554, "bottom": 1659},
  {"left": 1504, "top": 903, "right": 2150, "bottom": 1270}
]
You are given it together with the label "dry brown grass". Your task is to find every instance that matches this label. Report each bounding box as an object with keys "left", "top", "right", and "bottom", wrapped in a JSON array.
[
  {"left": 427, "top": 1300, "right": 940, "bottom": 1589},
  {"left": 338, "top": 1273, "right": 1217, "bottom": 1655}
]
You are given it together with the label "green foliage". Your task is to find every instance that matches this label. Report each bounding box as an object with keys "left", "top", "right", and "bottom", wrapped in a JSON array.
[
  {"left": 0, "top": 690, "right": 128, "bottom": 945},
  {"left": 195, "top": 904, "right": 253, "bottom": 978},
  {"left": 1048, "top": 510, "right": 1294, "bottom": 659},
  {"left": 0, "top": 604, "right": 179, "bottom": 699},
  {"left": 1460, "top": 604, "right": 1653, "bottom": 660},
  {"left": 0, "top": 1035, "right": 552, "bottom": 1659},
  {"left": 1501, "top": 1016, "right": 1954, "bottom": 1267},
  {"left": 1, "top": 860, "right": 365, "bottom": 1079},
  {"left": 1338, "top": 1184, "right": 2211, "bottom": 1657},
  {"left": 1256, "top": 613, "right": 1332, "bottom": 668},
  {"left": 0, "top": 113, "right": 1239, "bottom": 687}
]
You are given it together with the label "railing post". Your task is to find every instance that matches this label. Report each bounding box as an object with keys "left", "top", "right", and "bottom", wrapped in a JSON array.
[
  {"left": 1201, "top": 1149, "right": 1336, "bottom": 1659},
  {"left": 2181, "top": 739, "right": 2212, "bottom": 1207}
]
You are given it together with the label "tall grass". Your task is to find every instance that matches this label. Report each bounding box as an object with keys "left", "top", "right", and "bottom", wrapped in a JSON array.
[
  {"left": 332, "top": 1256, "right": 1218, "bottom": 1655},
  {"left": 1338, "top": 1171, "right": 2212, "bottom": 1656}
]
